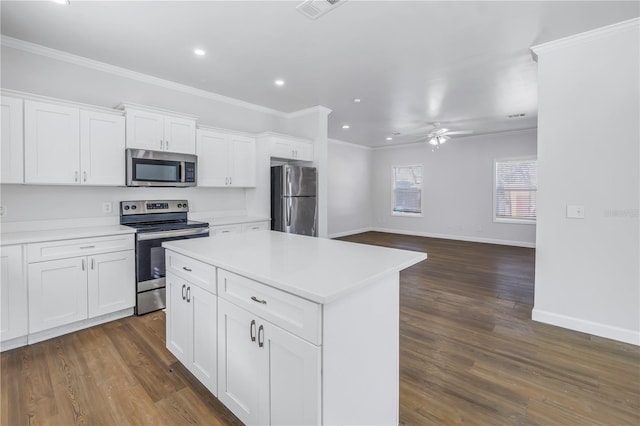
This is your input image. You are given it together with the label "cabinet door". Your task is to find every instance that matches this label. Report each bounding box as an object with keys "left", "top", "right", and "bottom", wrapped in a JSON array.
[
  {"left": 229, "top": 134, "right": 256, "bottom": 187},
  {"left": 166, "top": 273, "right": 192, "bottom": 366},
  {"left": 80, "top": 111, "right": 125, "bottom": 186},
  {"left": 24, "top": 100, "right": 80, "bottom": 184},
  {"left": 87, "top": 250, "right": 134, "bottom": 318},
  {"left": 264, "top": 323, "right": 321, "bottom": 426},
  {"left": 28, "top": 257, "right": 88, "bottom": 333},
  {"left": 1, "top": 96, "right": 24, "bottom": 183},
  {"left": 190, "top": 284, "right": 217, "bottom": 396},
  {"left": 218, "top": 298, "right": 264, "bottom": 425},
  {"left": 293, "top": 140, "right": 314, "bottom": 161},
  {"left": 196, "top": 130, "right": 230, "bottom": 187},
  {"left": 125, "top": 109, "right": 165, "bottom": 151},
  {"left": 270, "top": 138, "right": 295, "bottom": 159},
  {"left": 0, "top": 245, "right": 28, "bottom": 341},
  {"left": 164, "top": 116, "right": 196, "bottom": 154}
]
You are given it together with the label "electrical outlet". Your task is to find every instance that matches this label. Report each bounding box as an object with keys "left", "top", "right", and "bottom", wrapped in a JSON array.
[
  {"left": 567, "top": 205, "right": 585, "bottom": 219},
  {"left": 0, "top": 206, "right": 6, "bottom": 217},
  {"left": 102, "top": 202, "right": 113, "bottom": 214}
]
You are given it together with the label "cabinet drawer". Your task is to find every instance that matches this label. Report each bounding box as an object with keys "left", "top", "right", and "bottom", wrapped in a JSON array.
[
  {"left": 218, "top": 269, "right": 321, "bottom": 345},
  {"left": 166, "top": 250, "right": 216, "bottom": 294},
  {"left": 27, "top": 234, "right": 134, "bottom": 263},
  {"left": 211, "top": 224, "right": 242, "bottom": 235},
  {"left": 241, "top": 221, "right": 269, "bottom": 232}
]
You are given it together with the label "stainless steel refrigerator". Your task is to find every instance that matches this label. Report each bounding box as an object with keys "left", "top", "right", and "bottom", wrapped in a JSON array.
[{"left": 271, "top": 165, "right": 317, "bottom": 236}]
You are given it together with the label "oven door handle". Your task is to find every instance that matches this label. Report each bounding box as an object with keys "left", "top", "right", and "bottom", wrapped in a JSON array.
[{"left": 137, "top": 227, "right": 209, "bottom": 241}]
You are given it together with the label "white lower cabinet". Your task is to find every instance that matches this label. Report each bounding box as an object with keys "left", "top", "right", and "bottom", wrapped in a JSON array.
[
  {"left": 166, "top": 272, "right": 217, "bottom": 396},
  {"left": 218, "top": 297, "right": 321, "bottom": 426},
  {"left": 26, "top": 235, "right": 135, "bottom": 335},
  {"left": 0, "top": 245, "right": 28, "bottom": 342},
  {"left": 28, "top": 257, "right": 88, "bottom": 333}
]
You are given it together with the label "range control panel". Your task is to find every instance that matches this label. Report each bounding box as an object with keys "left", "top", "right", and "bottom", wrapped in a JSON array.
[{"left": 120, "top": 200, "right": 189, "bottom": 215}]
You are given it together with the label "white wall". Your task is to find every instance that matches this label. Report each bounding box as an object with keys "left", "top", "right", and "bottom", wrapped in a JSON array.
[
  {"left": 370, "top": 130, "right": 537, "bottom": 246},
  {"left": 532, "top": 19, "right": 639, "bottom": 345},
  {"left": 0, "top": 42, "right": 296, "bottom": 226},
  {"left": 327, "top": 139, "right": 372, "bottom": 238}
]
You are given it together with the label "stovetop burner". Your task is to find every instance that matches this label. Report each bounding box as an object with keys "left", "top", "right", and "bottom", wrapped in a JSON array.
[{"left": 127, "top": 220, "right": 209, "bottom": 233}]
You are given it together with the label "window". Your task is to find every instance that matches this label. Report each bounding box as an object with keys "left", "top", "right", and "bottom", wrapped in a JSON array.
[
  {"left": 494, "top": 158, "right": 537, "bottom": 223},
  {"left": 392, "top": 165, "right": 422, "bottom": 216}
]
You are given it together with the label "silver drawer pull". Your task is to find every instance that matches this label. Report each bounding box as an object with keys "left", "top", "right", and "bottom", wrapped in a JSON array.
[
  {"left": 80, "top": 245, "right": 96, "bottom": 249},
  {"left": 182, "top": 266, "right": 192, "bottom": 272},
  {"left": 251, "top": 296, "right": 267, "bottom": 305}
]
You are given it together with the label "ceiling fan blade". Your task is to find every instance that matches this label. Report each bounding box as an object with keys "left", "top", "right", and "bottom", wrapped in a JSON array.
[
  {"left": 431, "top": 128, "right": 449, "bottom": 136},
  {"left": 444, "top": 130, "right": 473, "bottom": 136}
]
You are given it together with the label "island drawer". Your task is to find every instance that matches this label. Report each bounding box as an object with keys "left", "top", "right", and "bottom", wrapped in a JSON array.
[
  {"left": 166, "top": 251, "right": 216, "bottom": 294},
  {"left": 218, "top": 269, "right": 321, "bottom": 345},
  {"left": 27, "top": 234, "right": 134, "bottom": 263}
]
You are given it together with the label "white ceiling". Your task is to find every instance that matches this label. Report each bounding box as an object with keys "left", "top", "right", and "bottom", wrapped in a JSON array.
[{"left": 1, "top": 1, "right": 638, "bottom": 147}]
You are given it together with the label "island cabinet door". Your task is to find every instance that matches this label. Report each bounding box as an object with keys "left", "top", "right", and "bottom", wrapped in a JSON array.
[
  {"left": 264, "top": 322, "right": 321, "bottom": 426},
  {"left": 218, "top": 298, "right": 264, "bottom": 425},
  {"left": 189, "top": 284, "right": 217, "bottom": 396},
  {"left": 166, "top": 274, "right": 192, "bottom": 366}
]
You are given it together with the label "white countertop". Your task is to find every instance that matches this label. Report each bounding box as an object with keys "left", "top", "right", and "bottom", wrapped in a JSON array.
[
  {"left": 0, "top": 225, "right": 136, "bottom": 246},
  {"left": 204, "top": 216, "right": 269, "bottom": 226},
  {"left": 163, "top": 231, "right": 427, "bottom": 304}
]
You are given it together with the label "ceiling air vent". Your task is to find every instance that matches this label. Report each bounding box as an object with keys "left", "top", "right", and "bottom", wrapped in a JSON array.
[{"left": 297, "top": 0, "right": 346, "bottom": 20}]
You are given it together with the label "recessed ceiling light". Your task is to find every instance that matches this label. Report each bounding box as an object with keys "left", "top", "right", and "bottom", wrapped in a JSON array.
[
  {"left": 386, "top": 137, "right": 393, "bottom": 141},
  {"left": 51, "top": 0, "right": 70, "bottom": 4},
  {"left": 274, "top": 79, "right": 285, "bottom": 86},
  {"left": 342, "top": 124, "right": 350, "bottom": 129},
  {"left": 194, "top": 48, "right": 206, "bottom": 56},
  {"left": 353, "top": 98, "right": 361, "bottom": 103}
]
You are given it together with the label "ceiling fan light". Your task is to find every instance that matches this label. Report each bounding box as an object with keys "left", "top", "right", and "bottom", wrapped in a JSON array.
[
  {"left": 429, "top": 138, "right": 438, "bottom": 146},
  {"left": 440, "top": 136, "right": 449, "bottom": 144}
]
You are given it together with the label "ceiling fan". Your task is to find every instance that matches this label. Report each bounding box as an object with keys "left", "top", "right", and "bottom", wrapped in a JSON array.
[{"left": 415, "top": 122, "right": 473, "bottom": 150}]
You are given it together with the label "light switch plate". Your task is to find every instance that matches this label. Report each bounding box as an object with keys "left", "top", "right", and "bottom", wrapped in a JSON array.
[
  {"left": 0, "top": 206, "right": 5, "bottom": 217},
  {"left": 102, "top": 202, "right": 113, "bottom": 214},
  {"left": 567, "top": 205, "right": 585, "bottom": 219}
]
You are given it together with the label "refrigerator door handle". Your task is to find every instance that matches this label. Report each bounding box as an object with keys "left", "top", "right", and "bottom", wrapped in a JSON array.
[
  {"left": 285, "top": 167, "right": 291, "bottom": 195},
  {"left": 286, "top": 198, "right": 292, "bottom": 227}
]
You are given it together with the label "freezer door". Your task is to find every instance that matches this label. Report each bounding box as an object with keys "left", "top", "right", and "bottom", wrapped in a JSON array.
[
  {"left": 283, "top": 166, "right": 316, "bottom": 197},
  {"left": 282, "top": 196, "right": 317, "bottom": 236}
]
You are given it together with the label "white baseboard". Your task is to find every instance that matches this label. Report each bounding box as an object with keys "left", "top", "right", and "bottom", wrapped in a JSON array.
[
  {"left": 328, "top": 227, "right": 374, "bottom": 239},
  {"left": 370, "top": 227, "right": 536, "bottom": 248},
  {"left": 532, "top": 308, "right": 640, "bottom": 346},
  {"left": 0, "top": 335, "right": 28, "bottom": 352}
]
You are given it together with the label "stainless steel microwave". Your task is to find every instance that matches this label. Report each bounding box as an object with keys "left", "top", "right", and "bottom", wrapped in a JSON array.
[{"left": 126, "top": 149, "right": 197, "bottom": 187}]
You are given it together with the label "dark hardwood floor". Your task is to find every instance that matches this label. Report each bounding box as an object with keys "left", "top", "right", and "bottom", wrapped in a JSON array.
[{"left": 2, "top": 231, "right": 639, "bottom": 425}]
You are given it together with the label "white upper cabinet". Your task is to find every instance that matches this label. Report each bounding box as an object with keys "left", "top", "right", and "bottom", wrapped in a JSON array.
[
  {"left": 267, "top": 134, "right": 314, "bottom": 161},
  {"left": 123, "top": 105, "right": 197, "bottom": 154},
  {"left": 1, "top": 96, "right": 24, "bottom": 183},
  {"left": 80, "top": 110, "right": 125, "bottom": 186},
  {"left": 197, "top": 128, "right": 256, "bottom": 187},
  {"left": 24, "top": 100, "right": 125, "bottom": 186},
  {"left": 24, "top": 100, "right": 80, "bottom": 184}
]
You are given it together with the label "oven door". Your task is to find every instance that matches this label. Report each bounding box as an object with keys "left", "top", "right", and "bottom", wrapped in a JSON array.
[
  {"left": 136, "top": 228, "right": 209, "bottom": 291},
  {"left": 135, "top": 228, "right": 208, "bottom": 315}
]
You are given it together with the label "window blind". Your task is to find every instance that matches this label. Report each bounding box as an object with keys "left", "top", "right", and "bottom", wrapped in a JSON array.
[
  {"left": 393, "top": 165, "right": 422, "bottom": 214},
  {"left": 495, "top": 159, "right": 537, "bottom": 222}
]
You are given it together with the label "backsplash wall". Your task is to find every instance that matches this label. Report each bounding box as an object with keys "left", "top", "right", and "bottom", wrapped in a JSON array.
[{"left": 0, "top": 184, "right": 246, "bottom": 224}]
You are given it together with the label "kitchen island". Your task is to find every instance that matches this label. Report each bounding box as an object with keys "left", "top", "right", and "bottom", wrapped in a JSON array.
[{"left": 163, "top": 230, "right": 426, "bottom": 426}]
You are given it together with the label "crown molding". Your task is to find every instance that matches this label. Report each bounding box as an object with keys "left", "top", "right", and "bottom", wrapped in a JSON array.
[
  {"left": 328, "top": 138, "right": 372, "bottom": 150},
  {"left": 1, "top": 88, "right": 123, "bottom": 115},
  {"left": 117, "top": 102, "right": 199, "bottom": 120},
  {"left": 286, "top": 105, "right": 333, "bottom": 119},
  {"left": 530, "top": 17, "right": 639, "bottom": 61},
  {"left": 1, "top": 35, "right": 289, "bottom": 118}
]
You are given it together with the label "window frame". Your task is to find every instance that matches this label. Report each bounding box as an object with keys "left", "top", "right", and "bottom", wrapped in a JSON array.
[
  {"left": 493, "top": 156, "right": 537, "bottom": 225},
  {"left": 391, "top": 164, "right": 424, "bottom": 218}
]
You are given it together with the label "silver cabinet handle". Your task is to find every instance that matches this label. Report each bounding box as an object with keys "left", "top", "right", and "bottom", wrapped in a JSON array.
[
  {"left": 74, "top": 171, "right": 79, "bottom": 182},
  {"left": 165, "top": 140, "right": 169, "bottom": 150},
  {"left": 160, "top": 139, "right": 163, "bottom": 149},
  {"left": 250, "top": 319, "right": 256, "bottom": 342},
  {"left": 186, "top": 286, "right": 191, "bottom": 303},
  {"left": 251, "top": 296, "right": 267, "bottom": 305},
  {"left": 91, "top": 258, "right": 95, "bottom": 270},
  {"left": 182, "top": 266, "right": 192, "bottom": 272},
  {"left": 81, "top": 259, "right": 85, "bottom": 271},
  {"left": 181, "top": 284, "right": 186, "bottom": 300},
  {"left": 80, "top": 245, "right": 95, "bottom": 249},
  {"left": 229, "top": 176, "right": 232, "bottom": 185},
  {"left": 258, "top": 325, "right": 264, "bottom": 348},
  {"left": 83, "top": 171, "right": 87, "bottom": 182}
]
